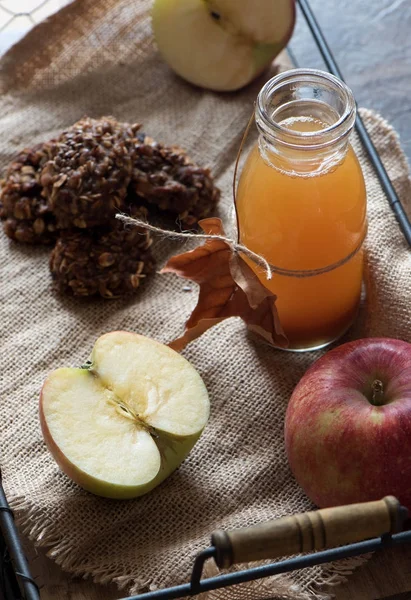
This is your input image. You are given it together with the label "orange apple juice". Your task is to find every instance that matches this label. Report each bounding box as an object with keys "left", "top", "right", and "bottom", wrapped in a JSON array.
[{"left": 236, "top": 116, "right": 367, "bottom": 350}]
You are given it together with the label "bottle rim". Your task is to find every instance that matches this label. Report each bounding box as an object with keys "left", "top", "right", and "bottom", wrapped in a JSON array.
[{"left": 255, "top": 68, "right": 356, "bottom": 150}]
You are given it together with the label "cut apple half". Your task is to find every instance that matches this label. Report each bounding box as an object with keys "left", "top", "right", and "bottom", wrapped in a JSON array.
[
  {"left": 40, "top": 332, "right": 210, "bottom": 499},
  {"left": 152, "top": 0, "right": 296, "bottom": 91}
]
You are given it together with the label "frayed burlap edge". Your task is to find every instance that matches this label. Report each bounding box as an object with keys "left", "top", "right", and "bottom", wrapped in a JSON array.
[{"left": 9, "top": 463, "right": 372, "bottom": 598}]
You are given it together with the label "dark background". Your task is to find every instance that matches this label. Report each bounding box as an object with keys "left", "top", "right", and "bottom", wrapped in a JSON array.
[{"left": 289, "top": 0, "right": 411, "bottom": 162}]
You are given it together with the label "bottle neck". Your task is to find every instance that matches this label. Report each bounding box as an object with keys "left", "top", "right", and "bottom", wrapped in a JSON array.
[
  {"left": 255, "top": 69, "right": 356, "bottom": 176},
  {"left": 258, "top": 125, "right": 351, "bottom": 176}
]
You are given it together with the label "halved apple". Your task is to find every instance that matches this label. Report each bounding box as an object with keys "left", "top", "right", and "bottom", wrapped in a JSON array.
[
  {"left": 39, "top": 331, "right": 210, "bottom": 499},
  {"left": 152, "top": 0, "right": 296, "bottom": 91}
]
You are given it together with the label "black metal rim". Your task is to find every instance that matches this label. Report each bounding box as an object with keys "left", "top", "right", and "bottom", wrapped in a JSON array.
[{"left": 1, "top": 1, "right": 411, "bottom": 598}]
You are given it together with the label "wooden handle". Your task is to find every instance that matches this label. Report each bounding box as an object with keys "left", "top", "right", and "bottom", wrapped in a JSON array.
[{"left": 211, "top": 496, "right": 406, "bottom": 568}]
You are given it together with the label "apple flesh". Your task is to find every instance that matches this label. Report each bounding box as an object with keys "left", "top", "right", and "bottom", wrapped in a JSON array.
[
  {"left": 40, "top": 331, "right": 210, "bottom": 499},
  {"left": 152, "top": 0, "right": 296, "bottom": 92},
  {"left": 285, "top": 338, "right": 411, "bottom": 510}
]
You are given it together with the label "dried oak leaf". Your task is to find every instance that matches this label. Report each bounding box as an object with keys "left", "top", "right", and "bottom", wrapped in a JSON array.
[{"left": 161, "top": 217, "right": 288, "bottom": 351}]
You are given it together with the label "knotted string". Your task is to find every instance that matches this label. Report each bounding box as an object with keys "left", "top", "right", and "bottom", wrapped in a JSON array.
[
  {"left": 117, "top": 213, "right": 366, "bottom": 279},
  {"left": 118, "top": 105, "right": 366, "bottom": 280},
  {"left": 116, "top": 214, "right": 273, "bottom": 280},
  {"left": 117, "top": 107, "right": 277, "bottom": 279},
  {"left": 232, "top": 109, "right": 256, "bottom": 237}
]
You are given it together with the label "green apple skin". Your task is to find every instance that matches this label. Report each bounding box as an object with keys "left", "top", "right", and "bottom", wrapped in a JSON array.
[
  {"left": 252, "top": 42, "right": 287, "bottom": 74},
  {"left": 285, "top": 338, "right": 411, "bottom": 510},
  {"left": 152, "top": 0, "right": 296, "bottom": 92},
  {"left": 39, "top": 332, "right": 209, "bottom": 499}
]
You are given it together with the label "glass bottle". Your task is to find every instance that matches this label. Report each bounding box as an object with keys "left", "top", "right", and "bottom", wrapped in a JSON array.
[{"left": 236, "top": 68, "right": 367, "bottom": 351}]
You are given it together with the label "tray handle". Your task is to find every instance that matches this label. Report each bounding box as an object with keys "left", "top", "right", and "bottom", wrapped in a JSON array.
[{"left": 211, "top": 496, "right": 407, "bottom": 568}]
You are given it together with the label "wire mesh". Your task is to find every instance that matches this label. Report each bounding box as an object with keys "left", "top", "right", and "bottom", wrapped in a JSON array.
[{"left": 0, "top": 0, "right": 71, "bottom": 55}]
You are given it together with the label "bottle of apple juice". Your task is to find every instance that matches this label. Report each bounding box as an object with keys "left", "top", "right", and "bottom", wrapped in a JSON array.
[{"left": 236, "top": 69, "right": 367, "bottom": 351}]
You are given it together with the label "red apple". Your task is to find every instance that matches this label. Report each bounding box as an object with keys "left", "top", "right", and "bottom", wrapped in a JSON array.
[{"left": 285, "top": 338, "right": 411, "bottom": 509}]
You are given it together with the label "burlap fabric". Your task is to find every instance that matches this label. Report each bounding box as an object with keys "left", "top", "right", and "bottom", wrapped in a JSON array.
[{"left": 1, "top": 1, "right": 410, "bottom": 598}]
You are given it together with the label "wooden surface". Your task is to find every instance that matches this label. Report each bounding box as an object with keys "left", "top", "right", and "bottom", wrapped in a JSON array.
[{"left": 7, "top": 0, "right": 411, "bottom": 599}]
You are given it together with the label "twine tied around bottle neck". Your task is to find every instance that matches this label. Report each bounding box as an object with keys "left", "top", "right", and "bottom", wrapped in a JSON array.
[
  {"left": 116, "top": 215, "right": 273, "bottom": 280},
  {"left": 116, "top": 214, "right": 366, "bottom": 280},
  {"left": 118, "top": 105, "right": 366, "bottom": 280}
]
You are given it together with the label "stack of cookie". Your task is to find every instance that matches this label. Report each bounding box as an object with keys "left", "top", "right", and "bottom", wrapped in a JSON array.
[{"left": 0, "top": 117, "right": 220, "bottom": 298}]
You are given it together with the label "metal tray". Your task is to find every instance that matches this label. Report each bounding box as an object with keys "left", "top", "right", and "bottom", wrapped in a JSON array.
[{"left": 1, "top": 1, "right": 410, "bottom": 598}]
